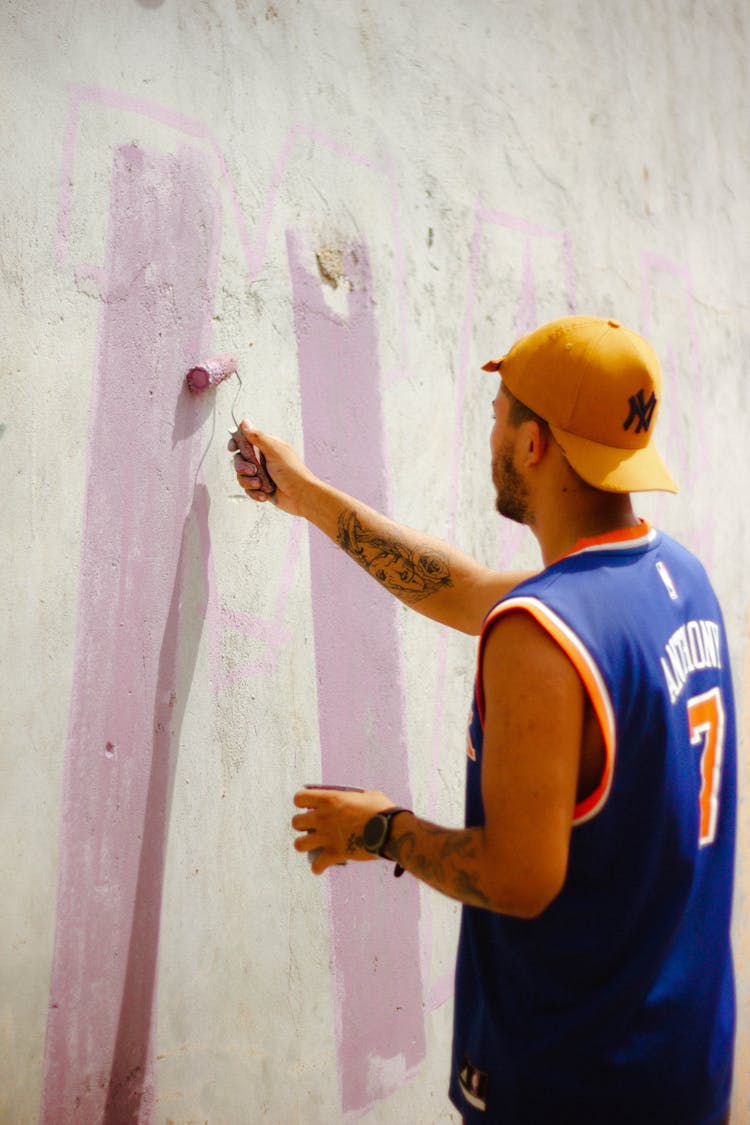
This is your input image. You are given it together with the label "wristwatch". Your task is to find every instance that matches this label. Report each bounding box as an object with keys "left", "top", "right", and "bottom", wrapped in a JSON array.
[{"left": 363, "top": 807, "right": 411, "bottom": 876}]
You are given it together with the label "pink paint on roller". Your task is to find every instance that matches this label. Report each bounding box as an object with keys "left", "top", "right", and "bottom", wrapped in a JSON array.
[{"left": 185, "top": 352, "right": 237, "bottom": 393}]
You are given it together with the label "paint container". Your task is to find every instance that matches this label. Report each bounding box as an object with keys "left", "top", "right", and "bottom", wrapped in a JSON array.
[{"left": 304, "top": 785, "right": 366, "bottom": 793}]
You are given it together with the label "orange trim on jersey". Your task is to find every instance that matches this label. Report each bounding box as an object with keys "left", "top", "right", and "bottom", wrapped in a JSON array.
[
  {"left": 476, "top": 597, "right": 616, "bottom": 825},
  {"left": 548, "top": 520, "right": 653, "bottom": 568}
]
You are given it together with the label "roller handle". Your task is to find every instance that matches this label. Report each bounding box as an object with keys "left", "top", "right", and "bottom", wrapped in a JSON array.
[{"left": 231, "top": 425, "right": 277, "bottom": 495}]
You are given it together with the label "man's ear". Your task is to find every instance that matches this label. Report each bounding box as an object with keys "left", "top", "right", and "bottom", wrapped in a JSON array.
[{"left": 521, "top": 420, "right": 549, "bottom": 468}]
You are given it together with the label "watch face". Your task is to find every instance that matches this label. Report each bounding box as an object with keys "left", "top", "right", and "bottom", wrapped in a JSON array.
[{"left": 363, "top": 814, "right": 388, "bottom": 853}]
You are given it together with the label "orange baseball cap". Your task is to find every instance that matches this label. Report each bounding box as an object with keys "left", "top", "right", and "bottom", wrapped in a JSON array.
[{"left": 482, "top": 315, "right": 677, "bottom": 493}]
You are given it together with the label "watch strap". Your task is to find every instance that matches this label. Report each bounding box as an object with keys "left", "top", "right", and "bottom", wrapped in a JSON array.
[{"left": 371, "top": 806, "right": 410, "bottom": 877}]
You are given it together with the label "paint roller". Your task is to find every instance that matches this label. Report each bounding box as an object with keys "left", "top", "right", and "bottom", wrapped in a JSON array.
[{"left": 185, "top": 353, "right": 276, "bottom": 495}]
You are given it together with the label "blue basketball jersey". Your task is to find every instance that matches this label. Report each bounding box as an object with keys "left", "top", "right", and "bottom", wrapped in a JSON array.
[{"left": 450, "top": 524, "right": 736, "bottom": 1125}]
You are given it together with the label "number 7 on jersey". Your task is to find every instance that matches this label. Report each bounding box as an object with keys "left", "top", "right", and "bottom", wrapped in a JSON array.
[{"left": 687, "top": 687, "right": 726, "bottom": 847}]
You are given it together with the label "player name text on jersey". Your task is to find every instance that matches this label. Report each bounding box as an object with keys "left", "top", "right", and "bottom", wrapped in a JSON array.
[{"left": 660, "top": 619, "right": 722, "bottom": 705}]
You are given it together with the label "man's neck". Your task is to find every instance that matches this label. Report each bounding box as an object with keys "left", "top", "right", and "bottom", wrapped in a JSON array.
[{"left": 531, "top": 492, "right": 640, "bottom": 567}]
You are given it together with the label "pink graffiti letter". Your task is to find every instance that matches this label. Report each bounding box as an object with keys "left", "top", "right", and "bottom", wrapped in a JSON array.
[
  {"left": 287, "top": 232, "right": 426, "bottom": 1113},
  {"left": 41, "top": 143, "right": 219, "bottom": 1124}
]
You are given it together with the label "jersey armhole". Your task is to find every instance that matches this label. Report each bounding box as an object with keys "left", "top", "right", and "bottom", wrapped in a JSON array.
[{"left": 476, "top": 597, "right": 616, "bottom": 824}]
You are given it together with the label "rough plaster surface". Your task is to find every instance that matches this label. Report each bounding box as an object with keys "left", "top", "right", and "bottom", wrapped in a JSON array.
[{"left": 1, "top": 2, "right": 749, "bottom": 1122}]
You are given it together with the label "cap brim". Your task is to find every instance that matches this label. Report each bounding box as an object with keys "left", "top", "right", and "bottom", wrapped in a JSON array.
[{"left": 550, "top": 425, "right": 678, "bottom": 494}]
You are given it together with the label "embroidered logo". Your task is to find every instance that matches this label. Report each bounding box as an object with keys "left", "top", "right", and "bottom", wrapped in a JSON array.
[
  {"left": 656, "top": 560, "right": 678, "bottom": 601},
  {"left": 623, "top": 389, "right": 657, "bottom": 433}
]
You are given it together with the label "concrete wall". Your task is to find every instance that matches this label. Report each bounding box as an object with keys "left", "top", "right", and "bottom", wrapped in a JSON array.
[{"left": 2, "top": 1, "right": 749, "bottom": 1121}]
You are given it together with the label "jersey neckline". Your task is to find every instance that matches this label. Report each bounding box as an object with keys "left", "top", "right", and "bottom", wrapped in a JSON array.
[{"left": 554, "top": 520, "right": 656, "bottom": 565}]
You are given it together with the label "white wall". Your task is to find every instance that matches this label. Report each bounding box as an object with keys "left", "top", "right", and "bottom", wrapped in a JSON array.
[{"left": 2, "top": 1, "right": 749, "bottom": 1121}]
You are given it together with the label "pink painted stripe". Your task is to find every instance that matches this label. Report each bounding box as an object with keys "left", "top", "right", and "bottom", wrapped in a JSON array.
[
  {"left": 286, "top": 231, "right": 426, "bottom": 1114},
  {"left": 41, "top": 143, "right": 220, "bottom": 1124}
]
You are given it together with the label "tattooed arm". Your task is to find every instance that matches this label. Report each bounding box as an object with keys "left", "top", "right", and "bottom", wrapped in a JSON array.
[
  {"left": 335, "top": 509, "right": 454, "bottom": 604},
  {"left": 233, "top": 421, "right": 533, "bottom": 634},
  {"left": 292, "top": 786, "right": 498, "bottom": 910},
  {"left": 292, "top": 610, "right": 587, "bottom": 918},
  {"left": 383, "top": 818, "right": 493, "bottom": 910},
  {"left": 293, "top": 798, "right": 558, "bottom": 917}
]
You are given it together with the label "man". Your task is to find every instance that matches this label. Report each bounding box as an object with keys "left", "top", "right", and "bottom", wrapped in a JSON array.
[{"left": 232, "top": 316, "right": 736, "bottom": 1124}]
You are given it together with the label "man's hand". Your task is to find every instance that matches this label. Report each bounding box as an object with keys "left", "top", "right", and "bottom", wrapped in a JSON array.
[
  {"left": 230, "top": 420, "right": 318, "bottom": 516},
  {"left": 291, "top": 786, "right": 396, "bottom": 874}
]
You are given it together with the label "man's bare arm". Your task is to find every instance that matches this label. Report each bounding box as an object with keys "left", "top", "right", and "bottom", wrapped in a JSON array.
[
  {"left": 292, "top": 612, "right": 586, "bottom": 916},
  {"left": 233, "top": 421, "right": 533, "bottom": 635},
  {"left": 335, "top": 508, "right": 454, "bottom": 603}
]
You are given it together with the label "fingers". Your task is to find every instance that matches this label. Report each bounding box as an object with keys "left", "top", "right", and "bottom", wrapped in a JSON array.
[
  {"left": 229, "top": 424, "right": 256, "bottom": 460},
  {"left": 230, "top": 424, "right": 276, "bottom": 498},
  {"left": 234, "top": 460, "right": 269, "bottom": 502},
  {"left": 291, "top": 790, "right": 356, "bottom": 874},
  {"left": 254, "top": 450, "right": 277, "bottom": 495},
  {"left": 291, "top": 811, "right": 318, "bottom": 831},
  {"left": 294, "top": 827, "right": 347, "bottom": 876},
  {"left": 239, "top": 418, "right": 262, "bottom": 446},
  {"left": 293, "top": 789, "right": 322, "bottom": 809},
  {"left": 309, "top": 849, "right": 343, "bottom": 875},
  {"left": 233, "top": 448, "right": 276, "bottom": 502},
  {"left": 234, "top": 451, "right": 257, "bottom": 476},
  {"left": 233, "top": 420, "right": 263, "bottom": 462},
  {"left": 293, "top": 833, "right": 321, "bottom": 855}
]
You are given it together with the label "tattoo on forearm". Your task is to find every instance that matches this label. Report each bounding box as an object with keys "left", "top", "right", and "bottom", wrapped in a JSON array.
[
  {"left": 426, "top": 825, "right": 479, "bottom": 861},
  {"left": 336, "top": 510, "right": 453, "bottom": 603},
  {"left": 387, "top": 825, "right": 491, "bottom": 909},
  {"left": 454, "top": 869, "right": 491, "bottom": 907},
  {"left": 387, "top": 830, "right": 417, "bottom": 867}
]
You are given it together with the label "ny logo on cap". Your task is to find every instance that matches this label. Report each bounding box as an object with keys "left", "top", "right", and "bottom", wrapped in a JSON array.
[{"left": 623, "top": 389, "right": 657, "bottom": 433}]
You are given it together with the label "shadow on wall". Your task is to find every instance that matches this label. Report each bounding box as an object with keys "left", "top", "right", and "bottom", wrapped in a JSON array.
[{"left": 104, "top": 482, "right": 210, "bottom": 1120}]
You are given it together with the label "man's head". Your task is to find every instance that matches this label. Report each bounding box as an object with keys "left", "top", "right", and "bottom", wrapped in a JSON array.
[
  {"left": 490, "top": 385, "right": 546, "bottom": 524},
  {"left": 483, "top": 316, "right": 677, "bottom": 495}
]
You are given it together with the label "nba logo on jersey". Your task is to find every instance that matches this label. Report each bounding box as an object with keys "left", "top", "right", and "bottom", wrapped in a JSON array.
[{"left": 656, "top": 560, "right": 679, "bottom": 600}]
